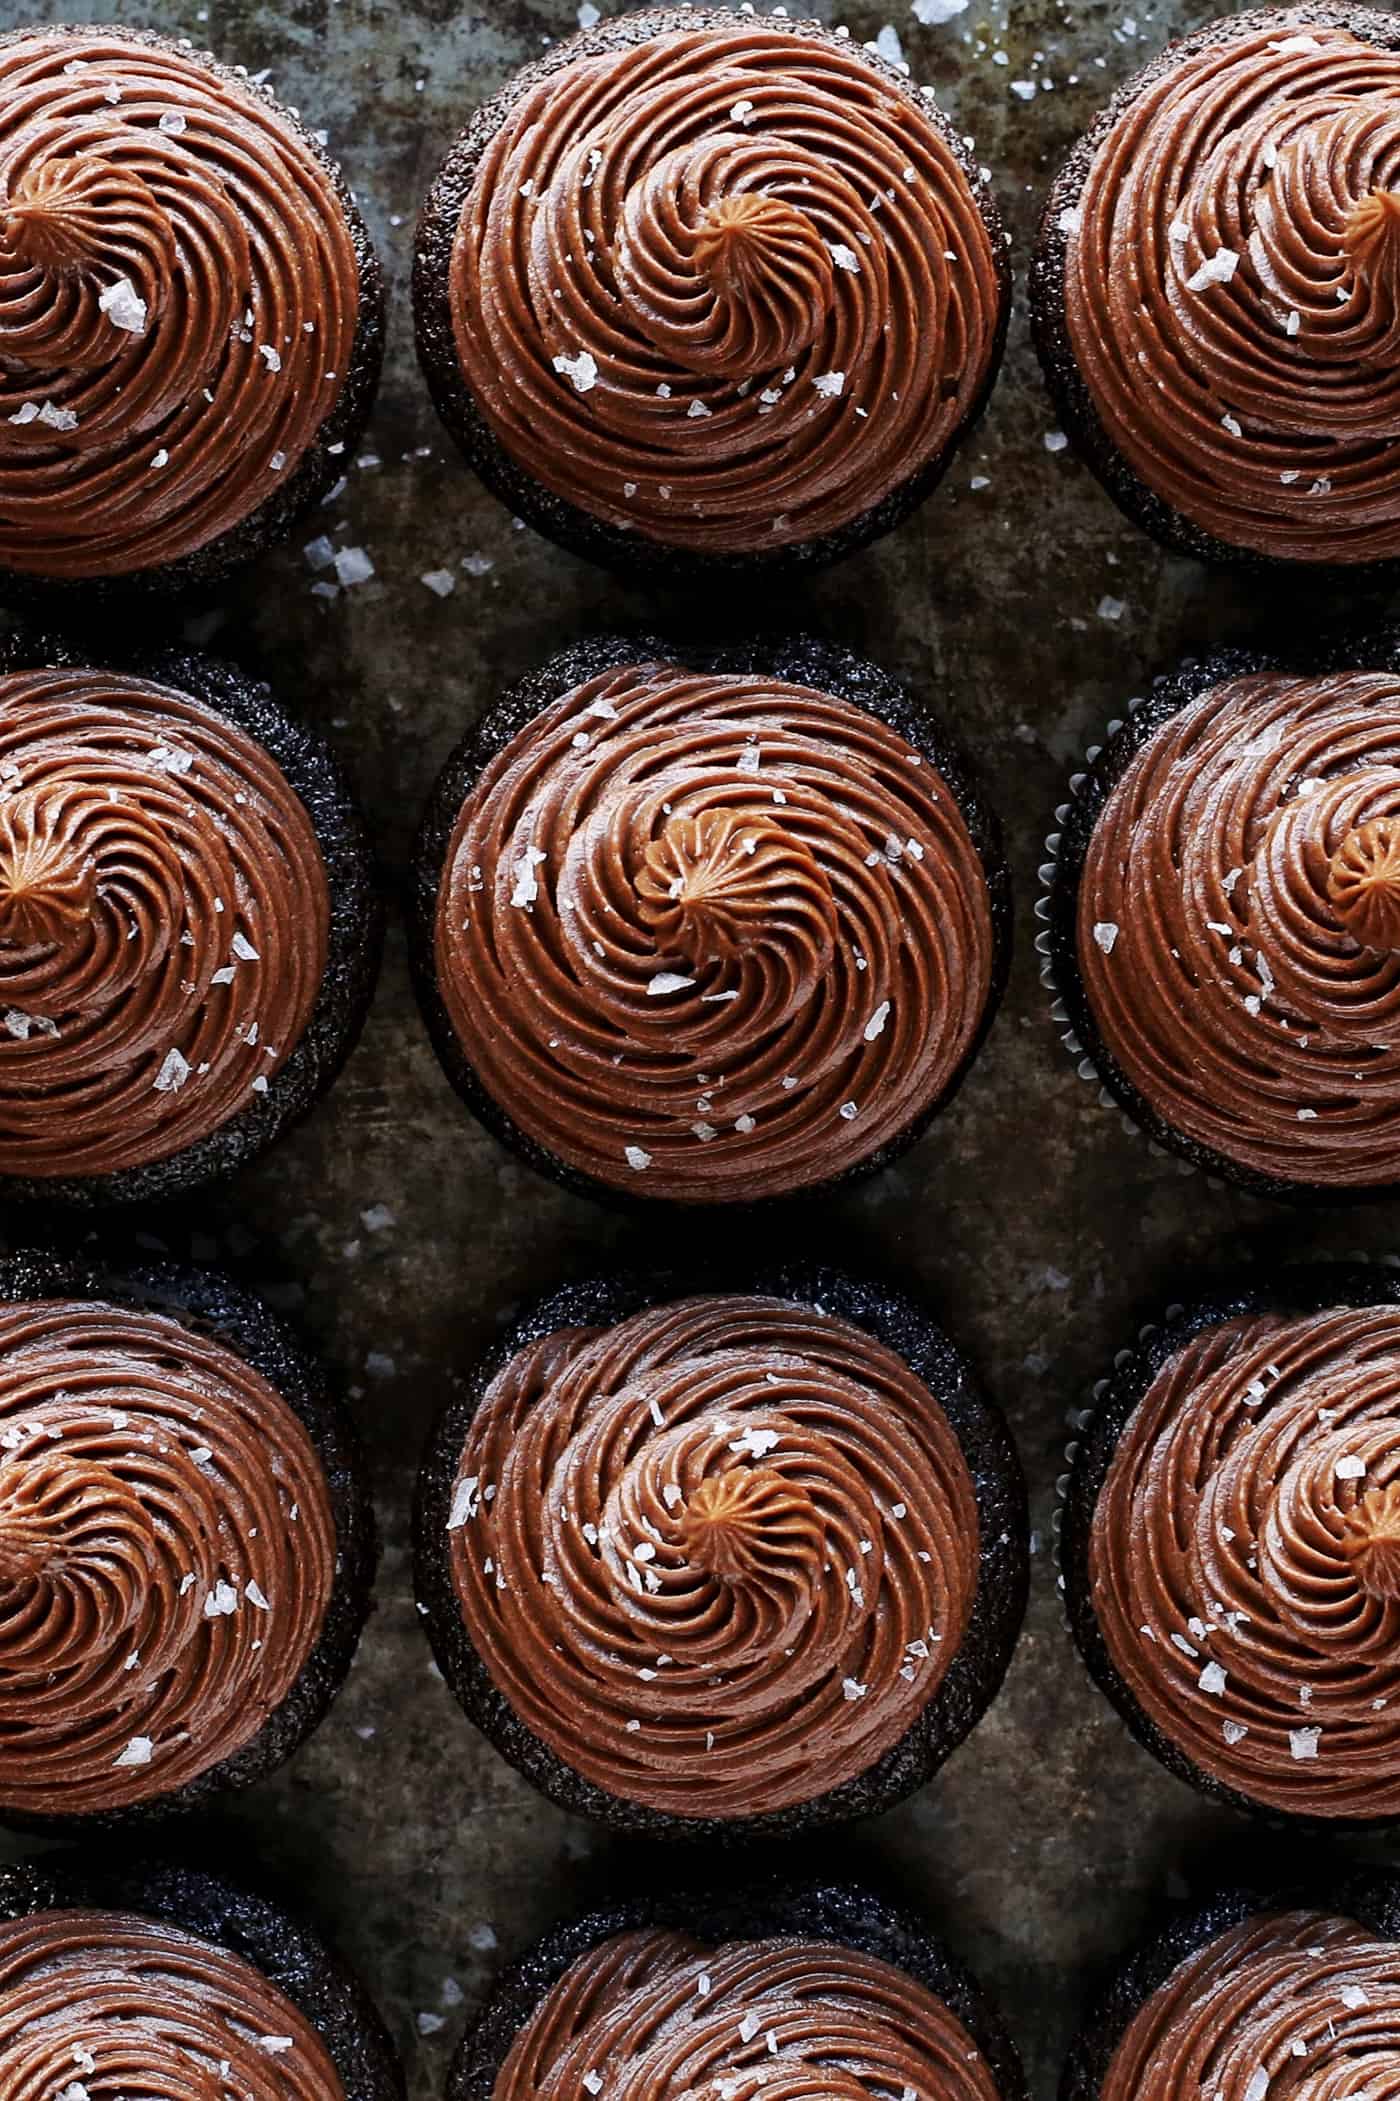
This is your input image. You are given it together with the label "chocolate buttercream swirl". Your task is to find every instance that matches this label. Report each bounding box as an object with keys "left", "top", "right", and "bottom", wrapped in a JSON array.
[
  {"left": 450, "top": 25, "right": 1001, "bottom": 553},
  {"left": 435, "top": 661, "right": 994, "bottom": 1201},
  {"left": 1101, "top": 1910, "right": 1400, "bottom": 2101},
  {"left": 1090, "top": 1303, "right": 1400, "bottom": 1816},
  {"left": 0, "top": 30, "right": 359, "bottom": 579},
  {"left": 0, "top": 1907, "right": 344, "bottom": 2099},
  {"left": 0, "top": 1297, "right": 336, "bottom": 1817},
  {"left": 446, "top": 1294, "right": 978, "bottom": 1819},
  {"left": 0, "top": 666, "right": 329, "bottom": 1182},
  {"left": 1077, "top": 670, "right": 1400, "bottom": 1187},
  {"left": 1063, "top": 21, "right": 1400, "bottom": 562},
  {"left": 496, "top": 1928, "right": 1000, "bottom": 2101}
]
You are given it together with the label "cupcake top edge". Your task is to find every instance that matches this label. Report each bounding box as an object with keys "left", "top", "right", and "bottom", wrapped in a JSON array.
[
  {"left": 0, "top": 25, "right": 365, "bottom": 581},
  {"left": 0, "top": 660, "right": 332, "bottom": 1186},
  {"left": 1086, "top": 1287, "right": 1400, "bottom": 1818},
  {"left": 436, "top": 1286, "right": 987, "bottom": 1824},
  {"left": 428, "top": 651, "right": 999, "bottom": 1204},
  {"left": 0, "top": 1286, "right": 339, "bottom": 1819},
  {"left": 1056, "top": 9, "right": 1400, "bottom": 565},
  {"left": 434, "top": 15, "right": 1006, "bottom": 558}
]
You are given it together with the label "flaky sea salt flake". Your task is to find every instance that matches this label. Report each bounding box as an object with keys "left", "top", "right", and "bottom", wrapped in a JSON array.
[{"left": 99, "top": 276, "right": 149, "bottom": 334}]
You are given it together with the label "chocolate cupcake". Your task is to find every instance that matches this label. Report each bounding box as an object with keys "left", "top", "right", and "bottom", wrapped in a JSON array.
[
  {"left": 454, "top": 1879, "right": 1025, "bottom": 2101},
  {"left": 0, "top": 1245, "right": 375, "bottom": 1832},
  {"left": 1032, "top": 6, "right": 1400, "bottom": 571},
  {"left": 1063, "top": 1873, "right": 1400, "bottom": 2101},
  {"left": 0, "top": 635, "right": 379, "bottom": 1204},
  {"left": 1046, "top": 637, "right": 1400, "bottom": 1198},
  {"left": 0, "top": 24, "right": 382, "bottom": 598},
  {"left": 415, "top": 1265, "right": 1027, "bottom": 1839},
  {"left": 1061, "top": 1260, "right": 1400, "bottom": 1826},
  {"left": 412, "top": 636, "right": 1008, "bottom": 1206},
  {"left": 413, "top": 9, "right": 1009, "bottom": 577},
  {"left": 0, "top": 1856, "right": 402, "bottom": 2099}
]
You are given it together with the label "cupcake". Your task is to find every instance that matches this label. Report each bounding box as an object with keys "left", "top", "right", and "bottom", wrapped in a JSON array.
[
  {"left": 1063, "top": 1873, "right": 1400, "bottom": 2101},
  {"left": 1046, "top": 638, "right": 1400, "bottom": 1197},
  {"left": 0, "top": 1856, "right": 402, "bottom": 2099},
  {"left": 415, "top": 1265, "right": 1027, "bottom": 1838},
  {"left": 0, "top": 634, "right": 380, "bottom": 1204},
  {"left": 0, "top": 24, "right": 382, "bottom": 597},
  {"left": 1032, "top": 6, "right": 1400, "bottom": 570},
  {"left": 413, "top": 9, "right": 1009, "bottom": 577},
  {"left": 1062, "top": 1260, "right": 1400, "bottom": 1825},
  {"left": 412, "top": 636, "right": 1008, "bottom": 1206},
  {"left": 454, "top": 1879, "right": 1026, "bottom": 2101},
  {"left": 0, "top": 1244, "right": 375, "bottom": 1831}
]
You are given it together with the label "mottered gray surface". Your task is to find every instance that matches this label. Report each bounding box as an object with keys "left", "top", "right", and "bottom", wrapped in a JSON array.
[{"left": 5, "top": 0, "right": 1400, "bottom": 2094}]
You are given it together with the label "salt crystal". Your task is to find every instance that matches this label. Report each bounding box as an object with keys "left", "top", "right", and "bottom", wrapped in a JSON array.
[
  {"left": 1185, "top": 249, "right": 1239, "bottom": 292},
  {"left": 99, "top": 276, "right": 149, "bottom": 334},
  {"left": 553, "top": 349, "right": 598, "bottom": 393}
]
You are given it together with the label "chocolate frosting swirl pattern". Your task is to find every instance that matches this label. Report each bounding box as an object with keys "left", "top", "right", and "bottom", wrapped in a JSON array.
[
  {"left": 446, "top": 1295, "right": 978, "bottom": 1819},
  {"left": 496, "top": 1928, "right": 1001, "bottom": 2101},
  {"left": 450, "top": 25, "right": 1002, "bottom": 554},
  {"left": 1100, "top": 1910, "right": 1400, "bottom": 2101},
  {"left": 0, "top": 667, "right": 329, "bottom": 1182},
  {"left": 0, "top": 30, "right": 359, "bottom": 579},
  {"left": 1063, "top": 21, "right": 1400, "bottom": 563},
  {"left": 0, "top": 1908, "right": 345, "bottom": 2099},
  {"left": 1078, "top": 670, "right": 1400, "bottom": 1188},
  {"left": 435, "top": 662, "right": 994, "bottom": 1201},
  {"left": 1091, "top": 1304, "right": 1400, "bottom": 1817},
  {"left": 0, "top": 1298, "right": 336, "bottom": 1817}
]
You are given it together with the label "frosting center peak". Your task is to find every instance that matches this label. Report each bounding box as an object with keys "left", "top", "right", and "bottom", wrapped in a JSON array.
[
  {"left": 613, "top": 135, "right": 836, "bottom": 378},
  {"left": 634, "top": 805, "right": 838, "bottom": 972},
  {"left": 1341, "top": 1480, "right": 1400, "bottom": 1601},
  {"left": 1328, "top": 817, "right": 1400, "bottom": 952},
  {"left": 0, "top": 785, "right": 97, "bottom": 949},
  {"left": 1345, "top": 186, "right": 1400, "bottom": 304},
  {"left": 677, "top": 1462, "right": 819, "bottom": 1581},
  {"left": 2, "top": 146, "right": 172, "bottom": 293}
]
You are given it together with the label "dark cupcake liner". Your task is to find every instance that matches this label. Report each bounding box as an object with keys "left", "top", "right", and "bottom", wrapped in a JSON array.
[
  {"left": 0, "top": 628, "right": 383, "bottom": 1207},
  {"left": 412, "top": 5, "right": 1010, "bottom": 582},
  {"left": 1061, "top": 1867, "right": 1400, "bottom": 2101},
  {"left": 1060, "top": 1255, "right": 1400, "bottom": 1833},
  {"left": 414, "top": 1259, "right": 1028, "bottom": 1843},
  {"left": 451, "top": 1876, "right": 1027, "bottom": 2101},
  {"left": 1041, "top": 624, "right": 1400, "bottom": 1203},
  {"left": 1029, "top": 2, "right": 1400, "bottom": 580},
  {"left": 0, "top": 1243, "right": 377, "bottom": 1837},
  {"left": 0, "top": 1855, "right": 403, "bottom": 2100},
  {"left": 410, "top": 630, "right": 1011, "bottom": 1210},
  {"left": 0, "top": 21, "right": 384, "bottom": 608}
]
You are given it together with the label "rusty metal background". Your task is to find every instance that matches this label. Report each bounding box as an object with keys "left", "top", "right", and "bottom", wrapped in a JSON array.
[{"left": 5, "top": 0, "right": 1400, "bottom": 2094}]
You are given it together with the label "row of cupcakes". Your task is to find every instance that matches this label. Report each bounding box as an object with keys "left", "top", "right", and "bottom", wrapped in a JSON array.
[
  {"left": 17, "top": 1850, "right": 1400, "bottom": 2101},
  {"left": 8, "top": 1236, "right": 1400, "bottom": 1837},
  {"left": 3, "top": 9, "right": 1400, "bottom": 592},
  {"left": 11, "top": 629, "right": 1400, "bottom": 1205}
]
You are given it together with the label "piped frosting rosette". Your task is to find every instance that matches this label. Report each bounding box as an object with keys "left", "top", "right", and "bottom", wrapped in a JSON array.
[
  {"left": 444, "top": 1294, "right": 979, "bottom": 1819},
  {"left": 1059, "top": 16, "right": 1400, "bottom": 562},
  {"left": 0, "top": 1296, "right": 335, "bottom": 1818},
  {"left": 1097, "top": 1909, "right": 1400, "bottom": 2101},
  {"left": 431, "top": 656, "right": 997, "bottom": 1202},
  {"left": 444, "top": 20, "right": 1003, "bottom": 556},
  {"left": 1067, "top": 667, "right": 1400, "bottom": 1189},
  {"left": 494, "top": 1928, "right": 1002, "bottom": 2101},
  {"left": 0, "top": 29, "right": 361, "bottom": 579},
  {"left": 0, "top": 666, "right": 329, "bottom": 1181},
  {"left": 1089, "top": 1299, "right": 1400, "bottom": 1817},
  {"left": 0, "top": 1908, "right": 345, "bottom": 2100}
]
